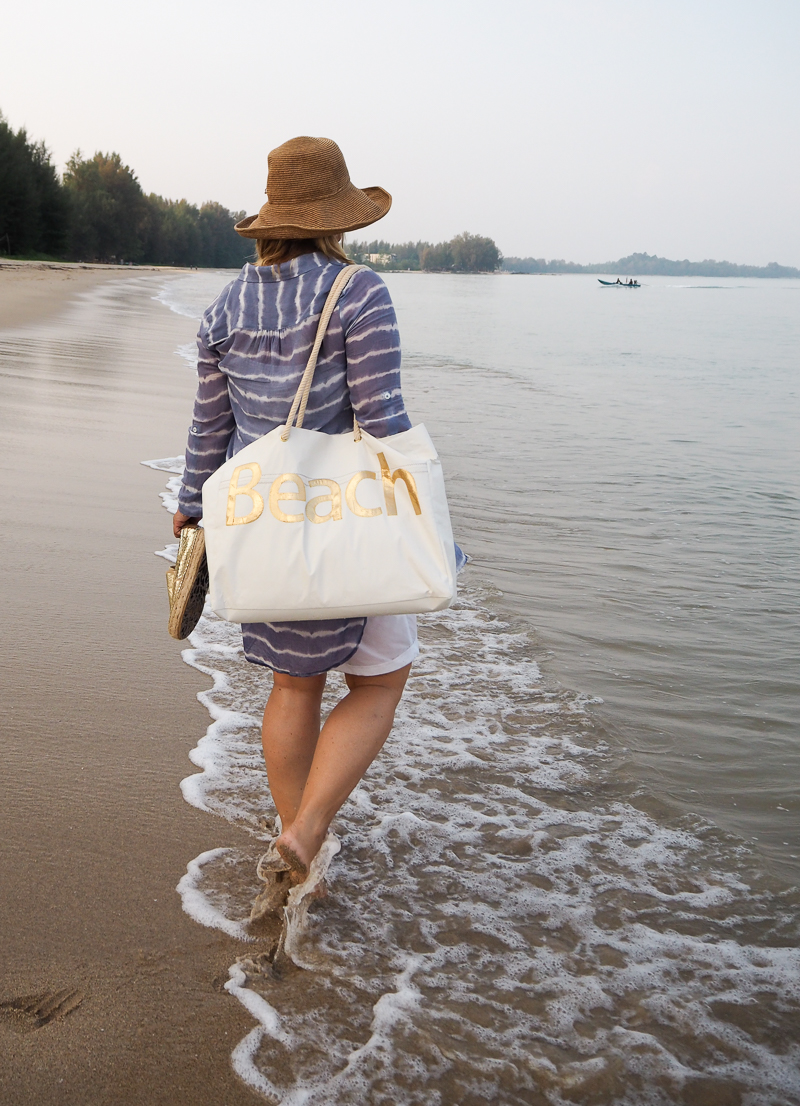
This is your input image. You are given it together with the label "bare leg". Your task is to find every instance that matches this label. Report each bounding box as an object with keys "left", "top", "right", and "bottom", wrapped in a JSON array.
[
  {"left": 276, "top": 664, "right": 411, "bottom": 875},
  {"left": 261, "top": 672, "right": 327, "bottom": 829}
]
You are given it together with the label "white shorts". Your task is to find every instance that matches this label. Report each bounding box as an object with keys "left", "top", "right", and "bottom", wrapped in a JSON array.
[{"left": 335, "top": 614, "right": 419, "bottom": 677}]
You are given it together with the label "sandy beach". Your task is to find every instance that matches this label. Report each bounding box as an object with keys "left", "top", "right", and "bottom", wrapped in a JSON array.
[
  {"left": 0, "top": 265, "right": 263, "bottom": 1104},
  {"left": 0, "top": 259, "right": 182, "bottom": 330}
]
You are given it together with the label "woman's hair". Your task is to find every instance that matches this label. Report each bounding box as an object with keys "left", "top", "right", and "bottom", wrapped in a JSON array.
[{"left": 254, "top": 235, "right": 352, "bottom": 267}]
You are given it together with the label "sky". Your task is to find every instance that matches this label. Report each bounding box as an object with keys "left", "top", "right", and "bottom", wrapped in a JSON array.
[{"left": 3, "top": 0, "right": 799, "bottom": 265}]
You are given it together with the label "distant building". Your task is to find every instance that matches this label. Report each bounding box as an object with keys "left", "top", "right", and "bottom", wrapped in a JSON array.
[{"left": 367, "top": 253, "right": 396, "bottom": 265}]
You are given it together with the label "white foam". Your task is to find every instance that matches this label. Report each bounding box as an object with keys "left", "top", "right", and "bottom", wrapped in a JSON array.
[
  {"left": 154, "top": 272, "right": 236, "bottom": 321},
  {"left": 141, "top": 456, "right": 185, "bottom": 474},
  {"left": 176, "top": 849, "right": 252, "bottom": 941},
  {"left": 154, "top": 542, "right": 178, "bottom": 565},
  {"left": 229, "top": 1029, "right": 276, "bottom": 1098},
  {"left": 225, "top": 964, "right": 286, "bottom": 1039},
  {"left": 341, "top": 956, "right": 423, "bottom": 1070},
  {"left": 225, "top": 966, "right": 297, "bottom": 1104},
  {"left": 176, "top": 341, "right": 197, "bottom": 369},
  {"left": 142, "top": 457, "right": 185, "bottom": 515},
  {"left": 154, "top": 281, "right": 203, "bottom": 321}
]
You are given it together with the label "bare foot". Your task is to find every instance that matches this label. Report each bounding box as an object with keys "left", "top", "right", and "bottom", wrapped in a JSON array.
[
  {"left": 276, "top": 824, "right": 326, "bottom": 879},
  {"left": 275, "top": 834, "right": 310, "bottom": 877}
]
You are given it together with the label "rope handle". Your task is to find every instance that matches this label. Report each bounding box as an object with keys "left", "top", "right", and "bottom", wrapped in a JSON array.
[{"left": 281, "top": 264, "right": 369, "bottom": 442}]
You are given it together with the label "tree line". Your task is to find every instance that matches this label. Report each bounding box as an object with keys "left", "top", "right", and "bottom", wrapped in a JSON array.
[
  {"left": 502, "top": 251, "right": 800, "bottom": 278},
  {"left": 348, "top": 232, "right": 502, "bottom": 272},
  {"left": 1, "top": 113, "right": 504, "bottom": 273},
  {"left": 0, "top": 112, "right": 251, "bottom": 268}
]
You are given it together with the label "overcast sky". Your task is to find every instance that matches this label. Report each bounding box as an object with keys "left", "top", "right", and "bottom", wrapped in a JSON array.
[{"left": 3, "top": 0, "right": 799, "bottom": 265}]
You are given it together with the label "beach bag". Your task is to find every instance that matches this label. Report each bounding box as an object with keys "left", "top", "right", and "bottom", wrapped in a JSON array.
[{"left": 202, "top": 265, "right": 457, "bottom": 623}]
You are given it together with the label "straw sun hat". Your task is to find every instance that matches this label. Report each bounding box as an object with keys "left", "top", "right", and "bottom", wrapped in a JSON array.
[{"left": 235, "top": 136, "right": 391, "bottom": 240}]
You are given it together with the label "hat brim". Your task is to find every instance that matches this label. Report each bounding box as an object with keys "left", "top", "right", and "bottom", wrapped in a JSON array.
[{"left": 235, "top": 184, "right": 391, "bottom": 239}]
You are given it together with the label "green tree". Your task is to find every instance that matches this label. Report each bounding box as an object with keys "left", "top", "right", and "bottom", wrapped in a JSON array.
[
  {"left": 63, "top": 151, "right": 150, "bottom": 261},
  {"left": 141, "top": 196, "right": 250, "bottom": 267},
  {"left": 420, "top": 241, "right": 453, "bottom": 271},
  {"left": 0, "top": 113, "right": 69, "bottom": 257},
  {"left": 450, "top": 231, "right": 502, "bottom": 272},
  {"left": 198, "top": 201, "right": 252, "bottom": 268},
  {"left": 1, "top": 113, "right": 267, "bottom": 267},
  {"left": 351, "top": 234, "right": 501, "bottom": 273},
  {"left": 144, "top": 195, "right": 202, "bottom": 266}
]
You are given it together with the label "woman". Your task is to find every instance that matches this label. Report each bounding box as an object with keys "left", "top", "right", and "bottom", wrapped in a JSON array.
[{"left": 173, "top": 137, "right": 421, "bottom": 889}]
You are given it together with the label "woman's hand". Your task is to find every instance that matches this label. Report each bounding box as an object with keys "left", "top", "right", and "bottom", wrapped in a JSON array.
[{"left": 173, "top": 510, "right": 201, "bottom": 539}]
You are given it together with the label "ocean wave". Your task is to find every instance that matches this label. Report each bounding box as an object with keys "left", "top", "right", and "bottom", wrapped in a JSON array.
[{"left": 155, "top": 272, "right": 235, "bottom": 322}]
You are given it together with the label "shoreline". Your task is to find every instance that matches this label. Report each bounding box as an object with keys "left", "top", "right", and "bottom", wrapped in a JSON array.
[
  {"left": 0, "top": 269, "right": 265, "bottom": 1104},
  {"left": 0, "top": 259, "right": 199, "bottom": 330}
]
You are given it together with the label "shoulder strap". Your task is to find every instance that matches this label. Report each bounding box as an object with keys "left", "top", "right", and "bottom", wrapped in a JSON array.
[{"left": 281, "top": 264, "right": 369, "bottom": 442}]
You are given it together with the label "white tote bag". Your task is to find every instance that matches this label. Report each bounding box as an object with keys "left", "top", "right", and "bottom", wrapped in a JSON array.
[{"left": 202, "top": 265, "right": 457, "bottom": 623}]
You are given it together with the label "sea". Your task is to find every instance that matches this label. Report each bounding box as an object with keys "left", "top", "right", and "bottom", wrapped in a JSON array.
[{"left": 149, "top": 270, "right": 800, "bottom": 1105}]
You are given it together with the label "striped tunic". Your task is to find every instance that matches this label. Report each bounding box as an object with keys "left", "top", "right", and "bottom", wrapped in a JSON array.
[{"left": 178, "top": 251, "right": 413, "bottom": 676}]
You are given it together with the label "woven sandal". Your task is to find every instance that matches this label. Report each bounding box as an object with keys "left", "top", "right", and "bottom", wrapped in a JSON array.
[{"left": 166, "top": 525, "right": 209, "bottom": 640}]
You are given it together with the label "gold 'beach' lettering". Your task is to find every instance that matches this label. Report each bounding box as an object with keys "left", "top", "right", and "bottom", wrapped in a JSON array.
[
  {"left": 306, "top": 478, "right": 342, "bottom": 524},
  {"left": 269, "top": 473, "right": 306, "bottom": 522},
  {"left": 378, "top": 453, "right": 422, "bottom": 516},
  {"left": 226, "top": 463, "right": 264, "bottom": 526},
  {"left": 226, "top": 464, "right": 423, "bottom": 525},
  {"left": 345, "top": 471, "right": 382, "bottom": 517}
]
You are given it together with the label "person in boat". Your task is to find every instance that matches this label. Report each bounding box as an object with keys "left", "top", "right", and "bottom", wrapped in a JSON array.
[{"left": 616, "top": 277, "right": 621, "bottom": 284}]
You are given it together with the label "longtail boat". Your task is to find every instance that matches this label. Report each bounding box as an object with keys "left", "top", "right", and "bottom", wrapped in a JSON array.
[{"left": 598, "top": 278, "right": 640, "bottom": 287}]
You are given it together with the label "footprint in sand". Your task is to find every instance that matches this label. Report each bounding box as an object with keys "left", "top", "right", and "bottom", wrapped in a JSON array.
[{"left": 0, "top": 988, "right": 84, "bottom": 1029}]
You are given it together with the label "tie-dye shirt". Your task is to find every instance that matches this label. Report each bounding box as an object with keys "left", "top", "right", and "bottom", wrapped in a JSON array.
[{"left": 178, "top": 251, "right": 413, "bottom": 676}]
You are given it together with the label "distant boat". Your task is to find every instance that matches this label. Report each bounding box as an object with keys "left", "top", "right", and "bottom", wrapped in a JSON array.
[{"left": 598, "top": 278, "right": 640, "bottom": 287}]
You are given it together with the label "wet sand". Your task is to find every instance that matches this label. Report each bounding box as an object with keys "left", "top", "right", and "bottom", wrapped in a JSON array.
[{"left": 0, "top": 270, "right": 264, "bottom": 1104}]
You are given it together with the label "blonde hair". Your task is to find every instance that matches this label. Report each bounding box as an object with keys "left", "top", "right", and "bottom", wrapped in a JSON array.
[{"left": 255, "top": 235, "right": 352, "bottom": 268}]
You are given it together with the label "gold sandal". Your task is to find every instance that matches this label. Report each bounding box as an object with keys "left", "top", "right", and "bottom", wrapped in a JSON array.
[{"left": 166, "top": 525, "right": 209, "bottom": 640}]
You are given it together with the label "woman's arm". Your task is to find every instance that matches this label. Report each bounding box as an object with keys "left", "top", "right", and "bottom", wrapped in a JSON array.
[
  {"left": 175, "top": 328, "right": 235, "bottom": 532},
  {"left": 341, "top": 271, "right": 412, "bottom": 439}
]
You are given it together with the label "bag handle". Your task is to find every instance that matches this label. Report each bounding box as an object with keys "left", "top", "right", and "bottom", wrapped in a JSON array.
[{"left": 281, "top": 264, "right": 368, "bottom": 443}]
